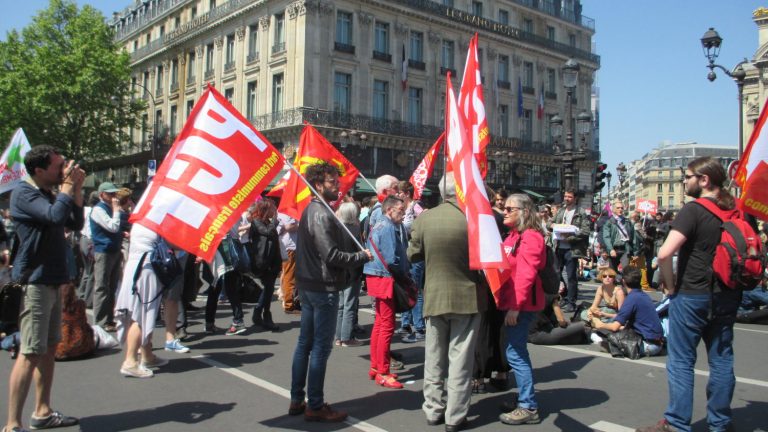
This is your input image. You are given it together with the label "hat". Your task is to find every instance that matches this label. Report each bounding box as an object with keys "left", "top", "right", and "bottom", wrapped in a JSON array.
[{"left": 97, "top": 182, "right": 120, "bottom": 193}]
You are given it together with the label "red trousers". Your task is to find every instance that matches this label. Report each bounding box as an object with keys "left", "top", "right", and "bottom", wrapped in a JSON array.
[{"left": 369, "top": 288, "right": 395, "bottom": 375}]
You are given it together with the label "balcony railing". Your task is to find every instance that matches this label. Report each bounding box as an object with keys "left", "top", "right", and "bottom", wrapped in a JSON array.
[
  {"left": 545, "top": 91, "right": 557, "bottom": 100},
  {"left": 224, "top": 62, "right": 235, "bottom": 73},
  {"left": 186, "top": 75, "right": 196, "bottom": 86},
  {"left": 247, "top": 52, "right": 259, "bottom": 63},
  {"left": 522, "top": 85, "right": 535, "bottom": 95},
  {"left": 155, "top": 87, "right": 164, "bottom": 97},
  {"left": 170, "top": 82, "right": 179, "bottom": 93},
  {"left": 440, "top": 66, "right": 456, "bottom": 76},
  {"left": 204, "top": 69, "right": 214, "bottom": 80},
  {"left": 506, "top": 0, "right": 595, "bottom": 30},
  {"left": 250, "top": 107, "right": 443, "bottom": 140},
  {"left": 334, "top": 42, "right": 355, "bottom": 54},
  {"left": 272, "top": 42, "right": 286, "bottom": 55},
  {"left": 408, "top": 59, "right": 426, "bottom": 70},
  {"left": 497, "top": 80, "right": 511, "bottom": 90},
  {"left": 372, "top": 51, "right": 392, "bottom": 63}
]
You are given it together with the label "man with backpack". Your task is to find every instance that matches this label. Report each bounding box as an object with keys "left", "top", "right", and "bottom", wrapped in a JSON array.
[{"left": 637, "top": 157, "right": 750, "bottom": 432}]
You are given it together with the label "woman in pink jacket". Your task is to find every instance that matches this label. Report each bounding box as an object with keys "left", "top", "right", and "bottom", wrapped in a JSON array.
[{"left": 498, "top": 194, "right": 546, "bottom": 426}]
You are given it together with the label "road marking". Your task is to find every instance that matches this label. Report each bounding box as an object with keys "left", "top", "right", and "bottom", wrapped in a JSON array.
[
  {"left": 545, "top": 345, "right": 768, "bottom": 388},
  {"left": 734, "top": 326, "right": 768, "bottom": 335},
  {"left": 590, "top": 420, "right": 636, "bottom": 432},
  {"left": 192, "top": 355, "right": 389, "bottom": 432}
]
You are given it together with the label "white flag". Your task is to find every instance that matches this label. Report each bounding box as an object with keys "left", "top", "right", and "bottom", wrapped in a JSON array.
[{"left": 0, "top": 128, "right": 32, "bottom": 194}]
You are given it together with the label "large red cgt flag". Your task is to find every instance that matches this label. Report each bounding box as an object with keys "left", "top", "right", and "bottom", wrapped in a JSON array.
[
  {"left": 458, "top": 33, "right": 490, "bottom": 178},
  {"left": 410, "top": 133, "right": 444, "bottom": 201},
  {"left": 445, "top": 73, "right": 509, "bottom": 287},
  {"left": 277, "top": 124, "right": 360, "bottom": 220},
  {"left": 735, "top": 98, "right": 768, "bottom": 220},
  {"left": 130, "top": 87, "right": 284, "bottom": 261}
]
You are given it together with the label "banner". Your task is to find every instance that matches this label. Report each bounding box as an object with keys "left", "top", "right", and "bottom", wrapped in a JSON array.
[
  {"left": 458, "top": 33, "right": 489, "bottom": 178},
  {"left": 635, "top": 199, "right": 658, "bottom": 215},
  {"left": 130, "top": 87, "right": 284, "bottom": 261},
  {"left": 409, "top": 133, "right": 443, "bottom": 201},
  {"left": 445, "top": 73, "right": 508, "bottom": 277},
  {"left": 735, "top": 98, "right": 768, "bottom": 220},
  {"left": 0, "top": 128, "right": 32, "bottom": 194},
  {"left": 277, "top": 123, "right": 360, "bottom": 220}
]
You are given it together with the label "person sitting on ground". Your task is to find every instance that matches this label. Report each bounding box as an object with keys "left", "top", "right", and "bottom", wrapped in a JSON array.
[
  {"left": 528, "top": 295, "right": 588, "bottom": 345},
  {"left": 590, "top": 266, "right": 664, "bottom": 357},
  {"left": 580, "top": 268, "right": 625, "bottom": 323}
]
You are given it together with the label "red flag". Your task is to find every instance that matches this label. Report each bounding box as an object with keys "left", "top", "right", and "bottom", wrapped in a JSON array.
[
  {"left": 409, "top": 133, "right": 443, "bottom": 201},
  {"left": 401, "top": 44, "right": 408, "bottom": 91},
  {"left": 266, "top": 166, "right": 291, "bottom": 197},
  {"left": 735, "top": 99, "right": 768, "bottom": 220},
  {"left": 130, "top": 87, "right": 284, "bottom": 261},
  {"left": 537, "top": 83, "right": 545, "bottom": 120},
  {"left": 445, "top": 73, "right": 509, "bottom": 298},
  {"left": 277, "top": 124, "right": 360, "bottom": 220},
  {"left": 458, "top": 33, "right": 490, "bottom": 178}
]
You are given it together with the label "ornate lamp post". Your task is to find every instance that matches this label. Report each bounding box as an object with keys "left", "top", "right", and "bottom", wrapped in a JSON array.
[
  {"left": 700, "top": 27, "right": 748, "bottom": 159},
  {"left": 550, "top": 58, "right": 591, "bottom": 192},
  {"left": 616, "top": 162, "right": 627, "bottom": 206}
]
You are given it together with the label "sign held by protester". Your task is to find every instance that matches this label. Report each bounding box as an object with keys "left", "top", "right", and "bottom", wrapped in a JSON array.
[
  {"left": 0, "top": 128, "right": 32, "bottom": 194},
  {"left": 130, "top": 87, "right": 284, "bottom": 261},
  {"left": 636, "top": 199, "right": 658, "bottom": 214}
]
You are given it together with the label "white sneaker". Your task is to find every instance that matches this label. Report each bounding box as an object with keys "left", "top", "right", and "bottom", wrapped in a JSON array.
[
  {"left": 590, "top": 333, "right": 604, "bottom": 344},
  {"left": 121, "top": 364, "right": 154, "bottom": 378}
]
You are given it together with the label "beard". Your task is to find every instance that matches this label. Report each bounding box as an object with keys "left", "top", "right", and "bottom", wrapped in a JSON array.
[
  {"left": 686, "top": 183, "right": 702, "bottom": 198},
  {"left": 321, "top": 188, "right": 339, "bottom": 202}
]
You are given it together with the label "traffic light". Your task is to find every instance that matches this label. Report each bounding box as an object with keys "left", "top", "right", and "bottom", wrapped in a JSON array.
[{"left": 594, "top": 162, "right": 608, "bottom": 192}]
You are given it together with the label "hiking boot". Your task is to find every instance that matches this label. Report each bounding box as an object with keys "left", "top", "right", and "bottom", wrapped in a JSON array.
[
  {"left": 636, "top": 419, "right": 677, "bottom": 432},
  {"left": 164, "top": 339, "right": 190, "bottom": 353},
  {"left": 29, "top": 410, "right": 79, "bottom": 430},
  {"left": 304, "top": 403, "right": 348, "bottom": 423},
  {"left": 225, "top": 323, "right": 246, "bottom": 336},
  {"left": 499, "top": 407, "right": 540, "bottom": 425}
]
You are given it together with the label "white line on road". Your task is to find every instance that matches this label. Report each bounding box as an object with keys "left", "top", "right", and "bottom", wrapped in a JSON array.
[
  {"left": 192, "top": 355, "right": 389, "bottom": 432},
  {"left": 734, "top": 326, "right": 768, "bottom": 335},
  {"left": 590, "top": 420, "right": 637, "bottom": 432},
  {"left": 545, "top": 345, "right": 768, "bottom": 388}
]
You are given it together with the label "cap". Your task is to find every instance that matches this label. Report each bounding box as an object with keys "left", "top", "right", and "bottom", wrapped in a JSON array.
[{"left": 97, "top": 182, "right": 120, "bottom": 193}]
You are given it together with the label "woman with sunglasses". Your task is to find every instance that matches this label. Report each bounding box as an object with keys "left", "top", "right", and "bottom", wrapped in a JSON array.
[
  {"left": 497, "top": 194, "right": 546, "bottom": 425},
  {"left": 580, "top": 268, "right": 626, "bottom": 323}
]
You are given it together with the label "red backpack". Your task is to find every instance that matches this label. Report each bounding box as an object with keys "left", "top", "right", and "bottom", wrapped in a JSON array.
[{"left": 695, "top": 198, "right": 766, "bottom": 290}]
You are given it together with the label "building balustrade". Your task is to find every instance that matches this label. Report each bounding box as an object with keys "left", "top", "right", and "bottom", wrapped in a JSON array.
[
  {"left": 372, "top": 51, "right": 392, "bottom": 63},
  {"left": 334, "top": 42, "right": 355, "bottom": 54},
  {"left": 497, "top": 80, "right": 511, "bottom": 89},
  {"left": 224, "top": 62, "right": 236, "bottom": 73},
  {"left": 170, "top": 81, "right": 179, "bottom": 93},
  {"left": 246, "top": 52, "right": 259, "bottom": 63},
  {"left": 186, "top": 75, "right": 196, "bottom": 85},
  {"left": 522, "top": 85, "right": 535, "bottom": 95},
  {"left": 545, "top": 91, "right": 557, "bottom": 99},
  {"left": 440, "top": 66, "right": 456, "bottom": 76},
  {"left": 204, "top": 69, "right": 214, "bottom": 80},
  {"left": 408, "top": 59, "right": 426, "bottom": 70},
  {"left": 272, "top": 42, "right": 286, "bottom": 55}
]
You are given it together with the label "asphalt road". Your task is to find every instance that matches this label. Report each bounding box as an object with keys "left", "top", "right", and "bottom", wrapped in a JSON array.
[{"left": 1, "top": 282, "right": 767, "bottom": 432}]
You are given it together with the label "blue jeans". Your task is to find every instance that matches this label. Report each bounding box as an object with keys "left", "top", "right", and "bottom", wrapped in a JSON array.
[
  {"left": 335, "top": 277, "right": 361, "bottom": 341},
  {"left": 665, "top": 291, "right": 740, "bottom": 432},
  {"left": 290, "top": 289, "right": 340, "bottom": 410},
  {"left": 556, "top": 248, "right": 579, "bottom": 307},
  {"left": 400, "top": 261, "right": 425, "bottom": 331},
  {"left": 739, "top": 287, "right": 768, "bottom": 314},
  {"left": 505, "top": 311, "right": 537, "bottom": 410}
]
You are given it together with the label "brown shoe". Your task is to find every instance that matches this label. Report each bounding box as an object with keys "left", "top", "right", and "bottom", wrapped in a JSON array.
[
  {"left": 636, "top": 419, "right": 677, "bottom": 432},
  {"left": 284, "top": 309, "right": 301, "bottom": 315},
  {"left": 288, "top": 400, "right": 306, "bottom": 416},
  {"left": 304, "top": 403, "right": 348, "bottom": 423}
]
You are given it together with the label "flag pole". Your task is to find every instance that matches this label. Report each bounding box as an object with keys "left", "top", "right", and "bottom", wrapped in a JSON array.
[
  {"left": 358, "top": 173, "right": 377, "bottom": 195},
  {"left": 286, "top": 163, "right": 366, "bottom": 252}
]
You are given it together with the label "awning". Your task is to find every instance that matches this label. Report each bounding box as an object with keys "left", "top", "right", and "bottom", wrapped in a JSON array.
[
  {"left": 354, "top": 178, "right": 432, "bottom": 196},
  {"left": 521, "top": 189, "right": 545, "bottom": 199}
]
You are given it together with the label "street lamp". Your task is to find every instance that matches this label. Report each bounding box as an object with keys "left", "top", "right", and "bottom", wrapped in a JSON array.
[
  {"left": 700, "top": 27, "right": 748, "bottom": 159},
  {"left": 131, "top": 81, "right": 160, "bottom": 161},
  {"left": 550, "top": 58, "right": 591, "bottom": 191},
  {"left": 616, "top": 162, "right": 627, "bottom": 205}
]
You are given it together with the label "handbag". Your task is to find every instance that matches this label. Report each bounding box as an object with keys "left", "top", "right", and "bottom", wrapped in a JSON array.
[
  {"left": 605, "top": 327, "right": 643, "bottom": 360},
  {"left": 368, "top": 238, "right": 417, "bottom": 313},
  {"left": 226, "top": 236, "right": 251, "bottom": 274}
]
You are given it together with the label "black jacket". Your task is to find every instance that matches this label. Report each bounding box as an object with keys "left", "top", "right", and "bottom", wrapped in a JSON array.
[
  {"left": 295, "top": 199, "right": 369, "bottom": 292},
  {"left": 249, "top": 218, "right": 282, "bottom": 277}
]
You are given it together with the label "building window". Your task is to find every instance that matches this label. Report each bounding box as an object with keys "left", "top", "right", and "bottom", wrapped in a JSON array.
[
  {"left": 155, "top": 65, "right": 163, "bottom": 94},
  {"left": 224, "top": 88, "right": 234, "bottom": 103},
  {"left": 374, "top": 22, "right": 389, "bottom": 54},
  {"left": 657, "top": 184, "right": 663, "bottom": 193},
  {"left": 274, "top": 13, "right": 285, "bottom": 53},
  {"left": 272, "top": 73, "right": 284, "bottom": 113},
  {"left": 225, "top": 34, "right": 235, "bottom": 67},
  {"left": 523, "top": 61, "right": 534, "bottom": 88},
  {"left": 499, "top": 105, "right": 509, "bottom": 137},
  {"left": 545, "top": 113, "right": 556, "bottom": 144},
  {"left": 443, "top": 0, "right": 454, "bottom": 7},
  {"left": 174, "top": 16, "right": 181, "bottom": 29},
  {"left": 547, "top": 68, "right": 556, "bottom": 93},
  {"left": 472, "top": 1, "right": 483, "bottom": 17},
  {"left": 159, "top": 25, "right": 165, "bottom": 39},
  {"left": 547, "top": 26, "right": 555, "bottom": 41},
  {"left": 187, "top": 51, "right": 195, "bottom": 79},
  {"left": 246, "top": 81, "right": 257, "bottom": 121},
  {"left": 668, "top": 183, "right": 674, "bottom": 192},
  {"left": 334, "top": 72, "right": 351, "bottom": 114},
  {"left": 143, "top": 71, "right": 150, "bottom": 96},
  {"left": 169, "top": 105, "right": 177, "bottom": 137},
  {"left": 170, "top": 58, "right": 178, "bottom": 87},
  {"left": 373, "top": 80, "right": 388, "bottom": 120},
  {"left": 410, "top": 31, "right": 423, "bottom": 62},
  {"left": 498, "top": 9, "right": 509, "bottom": 25},
  {"left": 205, "top": 43, "right": 214, "bottom": 75},
  {"left": 408, "top": 87, "right": 422, "bottom": 124},
  {"left": 191, "top": 6, "right": 197, "bottom": 19},
  {"left": 248, "top": 24, "right": 259, "bottom": 60},
  {"left": 209, "top": 0, "right": 216, "bottom": 10},
  {"left": 154, "top": 109, "right": 162, "bottom": 134},
  {"left": 336, "top": 11, "right": 352, "bottom": 45},
  {"left": 522, "top": 109, "right": 532, "bottom": 140},
  {"left": 441, "top": 40, "right": 454, "bottom": 69},
  {"left": 569, "top": 33, "right": 576, "bottom": 47},
  {"left": 523, "top": 18, "right": 533, "bottom": 33},
  {"left": 658, "top": 196, "right": 663, "bottom": 209},
  {"left": 498, "top": 55, "right": 509, "bottom": 83},
  {"left": 186, "top": 99, "right": 194, "bottom": 119}
]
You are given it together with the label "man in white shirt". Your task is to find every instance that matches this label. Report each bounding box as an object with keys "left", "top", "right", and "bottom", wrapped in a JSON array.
[{"left": 90, "top": 182, "right": 126, "bottom": 331}]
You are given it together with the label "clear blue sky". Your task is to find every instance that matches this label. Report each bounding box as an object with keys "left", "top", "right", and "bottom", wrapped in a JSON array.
[{"left": 2, "top": 1, "right": 765, "bottom": 179}]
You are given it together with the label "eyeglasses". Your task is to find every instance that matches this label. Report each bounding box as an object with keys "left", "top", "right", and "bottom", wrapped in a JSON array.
[
  {"left": 504, "top": 207, "right": 523, "bottom": 213},
  {"left": 683, "top": 174, "right": 700, "bottom": 180},
  {"left": 602, "top": 275, "right": 615, "bottom": 279}
]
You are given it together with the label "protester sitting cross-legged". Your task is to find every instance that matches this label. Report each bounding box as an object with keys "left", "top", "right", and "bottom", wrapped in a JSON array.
[
  {"left": 248, "top": 199, "right": 282, "bottom": 331},
  {"left": 590, "top": 266, "right": 664, "bottom": 357},
  {"left": 528, "top": 294, "right": 589, "bottom": 345},
  {"left": 365, "top": 195, "right": 409, "bottom": 390},
  {"left": 498, "top": 193, "right": 546, "bottom": 426},
  {"left": 580, "top": 268, "right": 626, "bottom": 324}
]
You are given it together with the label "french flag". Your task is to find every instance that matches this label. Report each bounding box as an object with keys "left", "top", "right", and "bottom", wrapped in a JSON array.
[{"left": 401, "top": 44, "right": 408, "bottom": 91}]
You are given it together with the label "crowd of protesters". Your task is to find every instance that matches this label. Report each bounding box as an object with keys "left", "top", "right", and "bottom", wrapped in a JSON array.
[{"left": 1, "top": 147, "right": 767, "bottom": 432}]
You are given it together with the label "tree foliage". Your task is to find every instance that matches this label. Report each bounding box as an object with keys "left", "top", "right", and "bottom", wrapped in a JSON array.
[{"left": 0, "top": 0, "right": 143, "bottom": 161}]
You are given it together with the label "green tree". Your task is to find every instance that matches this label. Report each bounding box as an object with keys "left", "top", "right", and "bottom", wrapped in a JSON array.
[{"left": 0, "top": 0, "right": 143, "bottom": 161}]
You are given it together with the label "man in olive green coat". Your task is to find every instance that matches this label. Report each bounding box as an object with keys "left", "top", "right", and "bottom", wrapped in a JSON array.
[{"left": 407, "top": 173, "right": 487, "bottom": 432}]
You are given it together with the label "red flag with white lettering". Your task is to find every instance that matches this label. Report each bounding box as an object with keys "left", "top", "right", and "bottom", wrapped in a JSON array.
[
  {"left": 735, "top": 98, "right": 768, "bottom": 220},
  {"left": 409, "top": 133, "right": 443, "bottom": 201},
  {"left": 130, "top": 87, "right": 284, "bottom": 261},
  {"left": 458, "top": 33, "right": 490, "bottom": 179},
  {"left": 445, "top": 73, "right": 508, "bottom": 277},
  {"left": 277, "top": 123, "right": 360, "bottom": 220}
]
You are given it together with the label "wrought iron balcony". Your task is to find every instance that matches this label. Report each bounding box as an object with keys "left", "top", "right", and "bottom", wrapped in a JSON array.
[
  {"left": 497, "top": 80, "right": 511, "bottom": 90},
  {"left": 170, "top": 82, "right": 179, "bottom": 93},
  {"left": 246, "top": 52, "right": 259, "bottom": 63},
  {"left": 272, "top": 42, "right": 286, "bottom": 55},
  {"left": 334, "top": 42, "right": 355, "bottom": 54},
  {"left": 224, "top": 62, "right": 236, "bottom": 73},
  {"left": 186, "top": 75, "right": 196, "bottom": 86},
  {"left": 372, "top": 51, "right": 392, "bottom": 63},
  {"left": 408, "top": 59, "right": 426, "bottom": 70},
  {"left": 545, "top": 91, "right": 557, "bottom": 100},
  {"left": 204, "top": 69, "right": 214, "bottom": 80},
  {"left": 522, "top": 85, "right": 535, "bottom": 95},
  {"left": 440, "top": 66, "right": 456, "bottom": 76}
]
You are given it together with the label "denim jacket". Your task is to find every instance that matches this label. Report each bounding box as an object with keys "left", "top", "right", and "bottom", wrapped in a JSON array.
[{"left": 364, "top": 216, "right": 409, "bottom": 278}]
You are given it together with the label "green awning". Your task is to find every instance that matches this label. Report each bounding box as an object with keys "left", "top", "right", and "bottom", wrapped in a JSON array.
[
  {"left": 521, "top": 189, "right": 545, "bottom": 199},
  {"left": 354, "top": 178, "right": 431, "bottom": 196}
]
